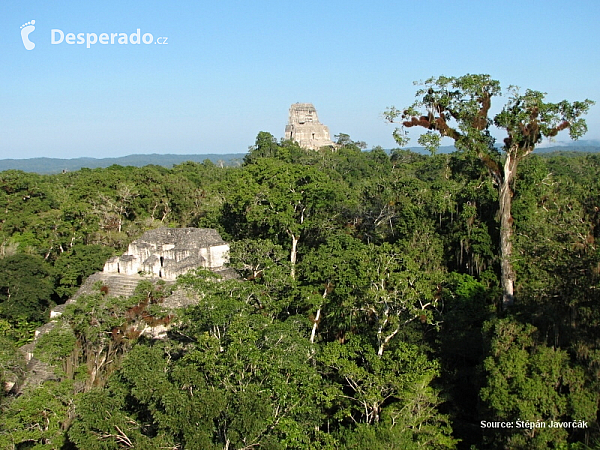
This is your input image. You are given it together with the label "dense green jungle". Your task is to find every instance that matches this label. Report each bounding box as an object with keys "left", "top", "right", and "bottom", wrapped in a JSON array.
[{"left": 1, "top": 77, "right": 599, "bottom": 449}]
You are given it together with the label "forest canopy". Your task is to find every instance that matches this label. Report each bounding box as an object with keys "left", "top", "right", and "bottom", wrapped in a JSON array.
[{"left": 0, "top": 76, "right": 598, "bottom": 449}]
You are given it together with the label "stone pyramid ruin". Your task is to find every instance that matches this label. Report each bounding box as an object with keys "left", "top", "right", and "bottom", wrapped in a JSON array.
[{"left": 284, "top": 103, "right": 335, "bottom": 150}]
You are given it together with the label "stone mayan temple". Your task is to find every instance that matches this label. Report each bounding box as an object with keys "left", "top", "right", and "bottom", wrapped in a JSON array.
[
  {"left": 103, "top": 227, "right": 229, "bottom": 280},
  {"left": 284, "top": 103, "right": 335, "bottom": 150}
]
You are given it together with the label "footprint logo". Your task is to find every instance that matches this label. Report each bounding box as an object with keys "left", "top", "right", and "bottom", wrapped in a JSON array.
[{"left": 20, "top": 20, "right": 36, "bottom": 50}]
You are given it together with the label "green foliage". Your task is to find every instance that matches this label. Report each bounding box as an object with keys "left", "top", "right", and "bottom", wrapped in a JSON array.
[
  {"left": 2, "top": 128, "right": 600, "bottom": 448},
  {"left": 59, "top": 283, "right": 172, "bottom": 390},
  {"left": 495, "top": 87, "right": 594, "bottom": 146},
  {"left": 69, "top": 276, "right": 324, "bottom": 448},
  {"left": 481, "top": 318, "right": 597, "bottom": 449},
  {"left": 0, "top": 379, "right": 74, "bottom": 449},
  {"left": 53, "top": 244, "right": 113, "bottom": 299},
  {"left": 227, "top": 238, "right": 296, "bottom": 318},
  {"left": 335, "top": 132, "right": 367, "bottom": 150},
  {"left": 244, "top": 131, "right": 281, "bottom": 164},
  {"left": 0, "top": 336, "right": 24, "bottom": 400},
  {"left": 320, "top": 336, "right": 457, "bottom": 448},
  {"left": 0, "top": 254, "right": 54, "bottom": 324},
  {"left": 301, "top": 232, "right": 445, "bottom": 353},
  {"left": 35, "top": 324, "right": 77, "bottom": 366},
  {"left": 228, "top": 237, "right": 289, "bottom": 280}
]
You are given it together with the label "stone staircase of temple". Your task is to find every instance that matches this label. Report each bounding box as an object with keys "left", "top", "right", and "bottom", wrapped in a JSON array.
[
  {"left": 50, "top": 272, "right": 163, "bottom": 319},
  {"left": 97, "top": 274, "right": 144, "bottom": 298},
  {"left": 70, "top": 272, "right": 165, "bottom": 300}
]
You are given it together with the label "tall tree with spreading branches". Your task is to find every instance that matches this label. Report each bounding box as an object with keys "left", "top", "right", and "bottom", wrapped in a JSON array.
[{"left": 385, "top": 74, "right": 593, "bottom": 309}]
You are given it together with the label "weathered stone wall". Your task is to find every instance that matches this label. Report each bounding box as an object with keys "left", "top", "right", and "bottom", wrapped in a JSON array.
[{"left": 103, "top": 227, "right": 229, "bottom": 280}]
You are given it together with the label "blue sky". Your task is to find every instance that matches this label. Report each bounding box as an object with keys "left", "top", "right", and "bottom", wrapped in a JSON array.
[{"left": 1, "top": 0, "right": 599, "bottom": 159}]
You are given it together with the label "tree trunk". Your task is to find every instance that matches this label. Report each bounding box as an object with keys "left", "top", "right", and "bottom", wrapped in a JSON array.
[
  {"left": 290, "top": 233, "right": 299, "bottom": 279},
  {"left": 310, "top": 308, "right": 321, "bottom": 344},
  {"left": 499, "top": 151, "right": 518, "bottom": 310},
  {"left": 310, "top": 285, "right": 329, "bottom": 343}
]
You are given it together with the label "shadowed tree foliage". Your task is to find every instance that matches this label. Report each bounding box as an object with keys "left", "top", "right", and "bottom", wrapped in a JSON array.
[{"left": 0, "top": 254, "right": 54, "bottom": 324}]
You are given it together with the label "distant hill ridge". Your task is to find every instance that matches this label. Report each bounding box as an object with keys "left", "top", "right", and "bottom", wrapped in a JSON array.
[
  {"left": 408, "top": 140, "right": 600, "bottom": 155},
  {"left": 0, "top": 153, "right": 246, "bottom": 174},
  {"left": 1, "top": 140, "right": 600, "bottom": 174}
]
